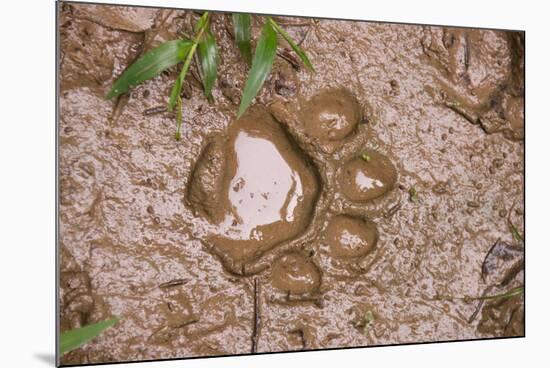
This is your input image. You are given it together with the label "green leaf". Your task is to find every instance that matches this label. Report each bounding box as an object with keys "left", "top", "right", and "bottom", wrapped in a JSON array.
[
  {"left": 106, "top": 40, "right": 193, "bottom": 100},
  {"left": 476, "top": 286, "right": 524, "bottom": 301},
  {"left": 509, "top": 221, "right": 524, "bottom": 242},
  {"left": 232, "top": 13, "right": 252, "bottom": 64},
  {"left": 60, "top": 317, "right": 119, "bottom": 355},
  {"left": 194, "top": 12, "right": 210, "bottom": 36},
  {"left": 198, "top": 30, "right": 218, "bottom": 98},
  {"left": 168, "top": 43, "right": 197, "bottom": 111},
  {"left": 175, "top": 94, "right": 183, "bottom": 141},
  {"left": 237, "top": 21, "right": 278, "bottom": 118},
  {"left": 269, "top": 17, "right": 315, "bottom": 72}
]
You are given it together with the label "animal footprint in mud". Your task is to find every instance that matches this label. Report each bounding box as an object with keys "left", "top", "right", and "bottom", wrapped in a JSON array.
[
  {"left": 186, "top": 107, "right": 320, "bottom": 274},
  {"left": 269, "top": 252, "right": 323, "bottom": 307},
  {"left": 300, "top": 88, "right": 362, "bottom": 154},
  {"left": 301, "top": 88, "right": 362, "bottom": 139},
  {"left": 321, "top": 215, "right": 381, "bottom": 274},
  {"left": 271, "top": 253, "right": 321, "bottom": 295},
  {"left": 337, "top": 149, "right": 397, "bottom": 202},
  {"left": 325, "top": 215, "right": 378, "bottom": 259}
]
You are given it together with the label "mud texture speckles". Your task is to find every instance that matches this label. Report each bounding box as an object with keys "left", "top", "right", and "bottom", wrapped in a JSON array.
[
  {"left": 187, "top": 107, "right": 320, "bottom": 272},
  {"left": 337, "top": 150, "right": 397, "bottom": 202}
]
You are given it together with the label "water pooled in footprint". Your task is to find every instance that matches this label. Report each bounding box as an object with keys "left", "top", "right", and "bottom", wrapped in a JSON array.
[
  {"left": 187, "top": 107, "right": 319, "bottom": 270},
  {"left": 300, "top": 88, "right": 362, "bottom": 153},
  {"left": 337, "top": 150, "right": 397, "bottom": 202},
  {"left": 325, "top": 215, "right": 378, "bottom": 259},
  {"left": 271, "top": 253, "right": 321, "bottom": 294}
]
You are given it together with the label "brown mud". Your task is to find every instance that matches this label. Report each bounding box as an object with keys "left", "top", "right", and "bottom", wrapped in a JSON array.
[{"left": 58, "top": 3, "right": 524, "bottom": 365}]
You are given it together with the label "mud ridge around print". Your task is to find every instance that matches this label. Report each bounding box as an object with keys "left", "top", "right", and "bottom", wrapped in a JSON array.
[{"left": 58, "top": 2, "right": 524, "bottom": 365}]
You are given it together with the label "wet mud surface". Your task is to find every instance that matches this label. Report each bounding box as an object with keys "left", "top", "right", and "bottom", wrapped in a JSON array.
[{"left": 58, "top": 3, "right": 524, "bottom": 365}]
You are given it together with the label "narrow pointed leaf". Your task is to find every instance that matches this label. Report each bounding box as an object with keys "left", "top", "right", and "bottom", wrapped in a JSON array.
[
  {"left": 60, "top": 317, "right": 119, "bottom": 355},
  {"left": 198, "top": 30, "right": 218, "bottom": 98},
  {"left": 194, "top": 12, "right": 210, "bottom": 35},
  {"left": 106, "top": 40, "right": 193, "bottom": 99},
  {"left": 175, "top": 94, "right": 183, "bottom": 140},
  {"left": 168, "top": 43, "right": 197, "bottom": 111},
  {"left": 232, "top": 13, "right": 252, "bottom": 63},
  {"left": 509, "top": 221, "right": 524, "bottom": 242},
  {"left": 237, "top": 21, "right": 278, "bottom": 118},
  {"left": 475, "top": 286, "right": 524, "bottom": 301},
  {"left": 269, "top": 18, "right": 315, "bottom": 72}
]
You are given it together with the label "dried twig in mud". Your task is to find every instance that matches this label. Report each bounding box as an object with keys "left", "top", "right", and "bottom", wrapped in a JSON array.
[
  {"left": 277, "top": 48, "right": 301, "bottom": 70},
  {"left": 251, "top": 277, "right": 261, "bottom": 353},
  {"left": 297, "top": 21, "right": 314, "bottom": 46},
  {"left": 143, "top": 105, "right": 167, "bottom": 116},
  {"left": 463, "top": 35, "right": 470, "bottom": 72},
  {"left": 384, "top": 202, "right": 402, "bottom": 219},
  {"left": 159, "top": 278, "right": 188, "bottom": 289},
  {"left": 444, "top": 101, "right": 478, "bottom": 125},
  {"left": 468, "top": 299, "right": 485, "bottom": 323}
]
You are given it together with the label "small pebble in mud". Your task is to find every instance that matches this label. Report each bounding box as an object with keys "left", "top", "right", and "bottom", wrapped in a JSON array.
[
  {"left": 300, "top": 88, "right": 361, "bottom": 142},
  {"left": 499, "top": 209, "right": 507, "bottom": 218},
  {"left": 325, "top": 215, "right": 378, "bottom": 258},
  {"left": 271, "top": 253, "right": 321, "bottom": 295},
  {"left": 337, "top": 150, "right": 397, "bottom": 202}
]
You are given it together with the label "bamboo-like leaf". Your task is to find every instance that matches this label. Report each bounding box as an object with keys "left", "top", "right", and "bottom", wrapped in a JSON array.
[
  {"left": 168, "top": 43, "right": 197, "bottom": 111},
  {"left": 60, "top": 317, "right": 119, "bottom": 355},
  {"left": 106, "top": 40, "right": 193, "bottom": 100},
  {"left": 475, "top": 286, "right": 524, "bottom": 301},
  {"left": 237, "top": 21, "right": 278, "bottom": 118},
  {"left": 194, "top": 12, "right": 210, "bottom": 35},
  {"left": 198, "top": 30, "right": 218, "bottom": 98},
  {"left": 269, "top": 17, "right": 315, "bottom": 72},
  {"left": 509, "top": 221, "right": 524, "bottom": 242},
  {"left": 232, "top": 13, "right": 252, "bottom": 63}
]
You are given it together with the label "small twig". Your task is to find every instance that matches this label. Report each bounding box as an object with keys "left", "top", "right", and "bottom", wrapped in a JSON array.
[
  {"left": 297, "top": 20, "right": 314, "bottom": 46},
  {"left": 464, "top": 35, "right": 470, "bottom": 72},
  {"left": 384, "top": 202, "right": 402, "bottom": 218},
  {"left": 277, "top": 48, "right": 301, "bottom": 70},
  {"left": 251, "top": 277, "right": 261, "bottom": 353},
  {"left": 159, "top": 278, "right": 188, "bottom": 289},
  {"left": 270, "top": 17, "right": 311, "bottom": 27},
  {"left": 468, "top": 299, "right": 485, "bottom": 323},
  {"left": 143, "top": 106, "right": 167, "bottom": 116}
]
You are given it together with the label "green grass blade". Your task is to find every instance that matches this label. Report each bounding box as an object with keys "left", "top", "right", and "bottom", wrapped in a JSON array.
[
  {"left": 232, "top": 13, "right": 252, "bottom": 64},
  {"left": 269, "top": 17, "right": 315, "bottom": 72},
  {"left": 237, "top": 21, "right": 278, "bottom": 118},
  {"left": 509, "top": 221, "right": 524, "bottom": 242},
  {"left": 106, "top": 40, "right": 193, "bottom": 100},
  {"left": 198, "top": 30, "right": 218, "bottom": 98},
  {"left": 60, "top": 317, "right": 119, "bottom": 355},
  {"left": 175, "top": 94, "right": 183, "bottom": 140},
  {"left": 168, "top": 43, "right": 197, "bottom": 111},
  {"left": 194, "top": 12, "right": 210, "bottom": 35},
  {"left": 476, "top": 286, "right": 524, "bottom": 301}
]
